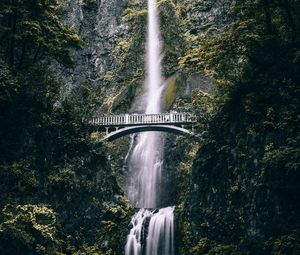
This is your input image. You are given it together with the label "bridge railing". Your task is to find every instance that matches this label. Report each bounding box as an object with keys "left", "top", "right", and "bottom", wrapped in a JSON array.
[{"left": 88, "top": 112, "right": 195, "bottom": 126}]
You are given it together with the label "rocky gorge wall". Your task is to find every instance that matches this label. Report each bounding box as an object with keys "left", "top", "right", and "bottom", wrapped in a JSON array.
[
  {"left": 58, "top": 0, "right": 300, "bottom": 254},
  {"left": 59, "top": 0, "right": 232, "bottom": 113},
  {"left": 58, "top": 0, "right": 232, "bottom": 209}
]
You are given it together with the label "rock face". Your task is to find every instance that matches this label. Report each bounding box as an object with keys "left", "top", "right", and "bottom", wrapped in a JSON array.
[
  {"left": 176, "top": 0, "right": 300, "bottom": 254},
  {"left": 58, "top": 0, "right": 235, "bottom": 253},
  {"left": 182, "top": 109, "right": 300, "bottom": 254},
  {"left": 58, "top": 0, "right": 128, "bottom": 100},
  {"left": 185, "top": 0, "right": 232, "bottom": 33},
  {"left": 58, "top": 0, "right": 232, "bottom": 113}
]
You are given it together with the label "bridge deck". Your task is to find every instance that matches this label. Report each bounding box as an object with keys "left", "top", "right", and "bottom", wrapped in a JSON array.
[{"left": 88, "top": 112, "right": 195, "bottom": 127}]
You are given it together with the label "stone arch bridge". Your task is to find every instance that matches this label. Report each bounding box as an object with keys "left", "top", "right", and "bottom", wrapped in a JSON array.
[{"left": 88, "top": 112, "right": 196, "bottom": 141}]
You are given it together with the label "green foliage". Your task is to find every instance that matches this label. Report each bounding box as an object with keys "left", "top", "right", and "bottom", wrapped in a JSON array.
[
  {"left": 270, "top": 235, "right": 300, "bottom": 255},
  {"left": 0, "top": 62, "right": 132, "bottom": 253},
  {"left": 189, "top": 238, "right": 240, "bottom": 255},
  {"left": 0, "top": 70, "right": 132, "bottom": 253},
  {"left": 0, "top": 204, "right": 61, "bottom": 254},
  {"left": 0, "top": 1, "right": 132, "bottom": 254},
  {"left": 0, "top": 0, "right": 83, "bottom": 69},
  {"left": 180, "top": 0, "right": 300, "bottom": 254}
]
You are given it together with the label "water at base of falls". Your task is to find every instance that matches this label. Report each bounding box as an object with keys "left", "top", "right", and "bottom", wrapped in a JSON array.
[{"left": 125, "top": 207, "right": 175, "bottom": 255}]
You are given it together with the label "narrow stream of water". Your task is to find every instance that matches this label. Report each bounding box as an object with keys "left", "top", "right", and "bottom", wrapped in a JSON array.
[{"left": 124, "top": 0, "right": 175, "bottom": 254}]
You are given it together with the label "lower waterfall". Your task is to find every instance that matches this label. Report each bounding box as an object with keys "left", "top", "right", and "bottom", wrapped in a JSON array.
[
  {"left": 125, "top": 207, "right": 175, "bottom": 255},
  {"left": 125, "top": 209, "right": 151, "bottom": 255},
  {"left": 146, "top": 207, "right": 175, "bottom": 255}
]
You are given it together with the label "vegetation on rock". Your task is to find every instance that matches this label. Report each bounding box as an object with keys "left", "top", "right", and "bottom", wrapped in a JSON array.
[
  {"left": 0, "top": 1, "right": 132, "bottom": 254},
  {"left": 1, "top": 0, "right": 299, "bottom": 254},
  {"left": 177, "top": 0, "right": 300, "bottom": 254}
]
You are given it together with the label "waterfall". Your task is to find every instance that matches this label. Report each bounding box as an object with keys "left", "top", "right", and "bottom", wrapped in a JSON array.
[
  {"left": 125, "top": 207, "right": 175, "bottom": 255},
  {"left": 125, "top": 0, "right": 164, "bottom": 209},
  {"left": 145, "top": 0, "right": 163, "bottom": 115},
  {"left": 124, "top": 0, "right": 175, "bottom": 255},
  {"left": 125, "top": 209, "right": 151, "bottom": 255},
  {"left": 145, "top": 207, "right": 175, "bottom": 255}
]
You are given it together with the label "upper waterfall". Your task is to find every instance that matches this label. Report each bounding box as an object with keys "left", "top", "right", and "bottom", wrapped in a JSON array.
[
  {"left": 126, "top": 0, "right": 165, "bottom": 209},
  {"left": 146, "top": 0, "right": 163, "bottom": 114}
]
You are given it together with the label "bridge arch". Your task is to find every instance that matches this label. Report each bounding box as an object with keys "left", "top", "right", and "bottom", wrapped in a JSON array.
[{"left": 102, "top": 125, "right": 194, "bottom": 141}]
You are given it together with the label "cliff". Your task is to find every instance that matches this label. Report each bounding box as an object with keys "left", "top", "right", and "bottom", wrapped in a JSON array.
[{"left": 0, "top": 0, "right": 299, "bottom": 254}]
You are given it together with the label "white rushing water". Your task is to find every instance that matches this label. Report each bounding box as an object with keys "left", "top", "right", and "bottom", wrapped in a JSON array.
[
  {"left": 125, "top": 209, "right": 151, "bottom": 255},
  {"left": 125, "top": 207, "right": 175, "bottom": 255},
  {"left": 125, "top": 0, "right": 175, "bottom": 255},
  {"left": 126, "top": 0, "right": 164, "bottom": 209},
  {"left": 146, "top": 207, "right": 175, "bottom": 255}
]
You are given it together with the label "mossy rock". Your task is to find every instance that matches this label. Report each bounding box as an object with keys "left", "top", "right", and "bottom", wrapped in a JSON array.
[
  {"left": 162, "top": 75, "right": 179, "bottom": 110},
  {"left": 111, "top": 79, "right": 142, "bottom": 113}
]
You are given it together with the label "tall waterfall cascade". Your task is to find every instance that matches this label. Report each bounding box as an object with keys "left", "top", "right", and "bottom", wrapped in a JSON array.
[{"left": 124, "top": 0, "right": 175, "bottom": 254}]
